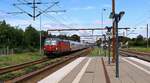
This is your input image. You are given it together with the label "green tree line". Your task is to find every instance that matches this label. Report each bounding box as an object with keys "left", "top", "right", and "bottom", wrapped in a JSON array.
[
  {"left": 0, "top": 20, "right": 80, "bottom": 53},
  {"left": 116, "top": 35, "right": 150, "bottom": 47},
  {"left": 96, "top": 35, "right": 150, "bottom": 48},
  {"left": 0, "top": 20, "right": 41, "bottom": 52}
]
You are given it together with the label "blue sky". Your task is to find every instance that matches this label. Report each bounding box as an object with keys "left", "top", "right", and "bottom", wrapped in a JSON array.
[{"left": 0, "top": 0, "right": 150, "bottom": 39}]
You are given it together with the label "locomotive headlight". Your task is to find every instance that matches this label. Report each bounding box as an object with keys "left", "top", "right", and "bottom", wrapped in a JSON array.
[{"left": 56, "top": 47, "right": 58, "bottom": 50}]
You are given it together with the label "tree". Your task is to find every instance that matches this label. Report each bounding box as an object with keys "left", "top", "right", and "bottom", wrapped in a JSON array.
[
  {"left": 24, "top": 25, "right": 39, "bottom": 49},
  {"left": 0, "top": 20, "right": 83, "bottom": 53},
  {"left": 119, "top": 36, "right": 131, "bottom": 44},
  {"left": 134, "top": 35, "right": 145, "bottom": 46},
  {"left": 136, "top": 35, "right": 144, "bottom": 41},
  {"left": 57, "top": 35, "right": 68, "bottom": 40},
  {"left": 0, "top": 20, "right": 25, "bottom": 49},
  {"left": 70, "top": 34, "right": 80, "bottom": 42},
  {"left": 41, "top": 30, "right": 48, "bottom": 46},
  {"left": 96, "top": 38, "right": 102, "bottom": 47}
]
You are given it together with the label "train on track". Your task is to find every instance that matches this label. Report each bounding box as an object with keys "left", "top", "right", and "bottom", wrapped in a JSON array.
[{"left": 43, "top": 38, "right": 89, "bottom": 57}]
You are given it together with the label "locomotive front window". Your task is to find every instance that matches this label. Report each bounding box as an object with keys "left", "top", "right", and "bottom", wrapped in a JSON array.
[
  {"left": 51, "top": 40, "right": 57, "bottom": 45},
  {"left": 45, "top": 40, "right": 57, "bottom": 45},
  {"left": 45, "top": 40, "right": 51, "bottom": 45}
]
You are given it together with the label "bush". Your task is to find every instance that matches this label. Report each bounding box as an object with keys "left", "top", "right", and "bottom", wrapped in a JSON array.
[{"left": 13, "top": 47, "right": 38, "bottom": 53}]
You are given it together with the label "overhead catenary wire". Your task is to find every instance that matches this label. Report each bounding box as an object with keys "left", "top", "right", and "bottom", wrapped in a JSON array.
[
  {"left": 15, "top": 0, "right": 72, "bottom": 30},
  {"left": 54, "top": 2, "right": 92, "bottom": 35},
  {"left": 5, "top": 0, "right": 99, "bottom": 37},
  {"left": 13, "top": 0, "right": 59, "bottom": 20}
]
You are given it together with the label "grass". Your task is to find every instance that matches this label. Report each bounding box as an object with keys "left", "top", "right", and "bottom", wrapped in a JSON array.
[
  {"left": 0, "top": 70, "right": 24, "bottom": 81},
  {"left": 0, "top": 58, "right": 61, "bottom": 81},
  {"left": 0, "top": 52, "right": 45, "bottom": 68},
  {"left": 123, "top": 47, "right": 150, "bottom": 53},
  {"left": 0, "top": 64, "right": 42, "bottom": 81},
  {"left": 90, "top": 47, "right": 101, "bottom": 56},
  {"left": 90, "top": 47, "right": 111, "bottom": 56}
]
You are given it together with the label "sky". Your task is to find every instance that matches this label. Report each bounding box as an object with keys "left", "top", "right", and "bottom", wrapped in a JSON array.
[{"left": 0, "top": 0, "right": 150, "bottom": 41}]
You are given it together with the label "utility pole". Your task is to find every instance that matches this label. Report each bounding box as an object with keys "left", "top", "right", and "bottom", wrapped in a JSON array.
[
  {"left": 39, "top": 14, "right": 42, "bottom": 54},
  {"left": 147, "top": 24, "right": 149, "bottom": 48},
  {"left": 33, "top": 0, "right": 36, "bottom": 20},
  {"left": 112, "top": 0, "right": 116, "bottom": 63}
]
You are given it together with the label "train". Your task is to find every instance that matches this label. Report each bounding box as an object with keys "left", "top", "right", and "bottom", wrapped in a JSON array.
[{"left": 43, "top": 38, "right": 89, "bottom": 57}]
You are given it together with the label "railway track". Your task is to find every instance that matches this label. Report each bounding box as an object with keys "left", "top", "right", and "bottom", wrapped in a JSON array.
[
  {"left": 120, "top": 49, "right": 150, "bottom": 62},
  {"left": 0, "top": 57, "right": 49, "bottom": 75},
  {"left": 3, "top": 48, "right": 91, "bottom": 83}
]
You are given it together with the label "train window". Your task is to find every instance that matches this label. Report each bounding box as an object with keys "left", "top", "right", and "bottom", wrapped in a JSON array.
[
  {"left": 44, "top": 40, "right": 51, "bottom": 45},
  {"left": 51, "top": 40, "right": 57, "bottom": 45},
  {"left": 44, "top": 40, "right": 57, "bottom": 45}
]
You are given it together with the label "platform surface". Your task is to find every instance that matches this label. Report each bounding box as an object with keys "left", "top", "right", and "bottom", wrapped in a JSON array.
[
  {"left": 38, "top": 56, "right": 150, "bottom": 83},
  {"left": 105, "top": 57, "right": 150, "bottom": 83}
]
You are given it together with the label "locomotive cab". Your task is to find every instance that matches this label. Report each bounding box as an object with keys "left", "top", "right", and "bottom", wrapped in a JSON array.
[{"left": 43, "top": 39, "right": 58, "bottom": 55}]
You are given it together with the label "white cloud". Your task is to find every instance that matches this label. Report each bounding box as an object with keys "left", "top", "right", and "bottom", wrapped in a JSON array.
[
  {"left": 4, "top": 19, "right": 39, "bottom": 30},
  {"left": 7, "top": 19, "right": 33, "bottom": 26},
  {"left": 71, "top": 6, "right": 96, "bottom": 11},
  {"left": 94, "top": 20, "right": 112, "bottom": 25},
  {"left": 43, "top": 23, "right": 95, "bottom": 36}
]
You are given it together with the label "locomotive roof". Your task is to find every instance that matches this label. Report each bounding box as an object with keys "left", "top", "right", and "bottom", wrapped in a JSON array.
[
  {"left": 45, "top": 38, "right": 61, "bottom": 41},
  {"left": 45, "top": 38, "right": 83, "bottom": 44}
]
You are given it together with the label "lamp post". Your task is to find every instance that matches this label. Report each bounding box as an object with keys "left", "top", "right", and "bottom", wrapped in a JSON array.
[
  {"left": 101, "top": 8, "right": 106, "bottom": 55},
  {"left": 101, "top": 8, "right": 106, "bottom": 34},
  {"left": 106, "top": 26, "right": 112, "bottom": 64},
  {"left": 109, "top": 11, "right": 125, "bottom": 78}
]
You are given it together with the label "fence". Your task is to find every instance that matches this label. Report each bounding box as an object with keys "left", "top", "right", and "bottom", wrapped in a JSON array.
[{"left": 0, "top": 48, "right": 14, "bottom": 56}]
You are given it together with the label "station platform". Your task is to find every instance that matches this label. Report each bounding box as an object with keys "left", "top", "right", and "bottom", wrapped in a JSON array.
[{"left": 38, "top": 56, "right": 150, "bottom": 83}]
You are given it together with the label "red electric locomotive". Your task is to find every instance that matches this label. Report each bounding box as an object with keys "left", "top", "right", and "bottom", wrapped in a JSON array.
[
  {"left": 43, "top": 38, "right": 70, "bottom": 56},
  {"left": 43, "top": 38, "right": 88, "bottom": 57}
]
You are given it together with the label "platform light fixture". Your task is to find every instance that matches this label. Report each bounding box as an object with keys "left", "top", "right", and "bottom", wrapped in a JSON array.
[{"left": 109, "top": 11, "right": 125, "bottom": 78}]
